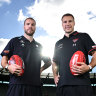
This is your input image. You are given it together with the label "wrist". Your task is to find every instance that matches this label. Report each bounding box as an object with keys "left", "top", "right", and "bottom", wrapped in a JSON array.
[
  {"left": 40, "top": 67, "right": 43, "bottom": 71},
  {"left": 54, "top": 74, "right": 58, "bottom": 78},
  {"left": 5, "top": 64, "right": 9, "bottom": 71},
  {"left": 88, "top": 65, "right": 92, "bottom": 72}
]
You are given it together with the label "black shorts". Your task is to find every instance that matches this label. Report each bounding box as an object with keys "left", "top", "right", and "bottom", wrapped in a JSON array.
[
  {"left": 6, "top": 84, "right": 42, "bottom": 96},
  {"left": 56, "top": 85, "right": 93, "bottom": 96}
]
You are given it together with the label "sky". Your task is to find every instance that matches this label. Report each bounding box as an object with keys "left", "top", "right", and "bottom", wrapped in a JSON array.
[{"left": 0, "top": 0, "right": 96, "bottom": 73}]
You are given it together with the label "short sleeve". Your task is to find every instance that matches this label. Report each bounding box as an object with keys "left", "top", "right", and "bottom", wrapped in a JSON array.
[
  {"left": 42, "top": 56, "right": 51, "bottom": 63},
  {"left": 53, "top": 42, "right": 59, "bottom": 64},
  {"left": 1, "top": 38, "right": 14, "bottom": 59},
  {"left": 83, "top": 33, "right": 96, "bottom": 55}
]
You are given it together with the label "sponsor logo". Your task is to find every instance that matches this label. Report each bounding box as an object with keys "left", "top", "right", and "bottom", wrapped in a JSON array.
[
  {"left": 58, "top": 44, "right": 63, "bottom": 49},
  {"left": 20, "top": 40, "right": 25, "bottom": 47},
  {"left": 20, "top": 40, "right": 25, "bottom": 44},
  {"left": 36, "top": 44, "right": 39, "bottom": 48}
]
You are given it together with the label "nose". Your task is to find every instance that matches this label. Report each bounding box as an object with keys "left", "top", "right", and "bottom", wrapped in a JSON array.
[
  {"left": 65, "top": 22, "right": 70, "bottom": 26},
  {"left": 66, "top": 21, "right": 70, "bottom": 25},
  {"left": 29, "top": 24, "right": 32, "bottom": 27},
  {"left": 28, "top": 24, "right": 33, "bottom": 28}
]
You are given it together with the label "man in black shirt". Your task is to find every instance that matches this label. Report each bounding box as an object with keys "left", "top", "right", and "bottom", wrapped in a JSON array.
[
  {"left": 1, "top": 17, "right": 51, "bottom": 96},
  {"left": 52, "top": 13, "right": 96, "bottom": 96}
]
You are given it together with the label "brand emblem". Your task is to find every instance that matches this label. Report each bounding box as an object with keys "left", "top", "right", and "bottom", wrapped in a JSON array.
[
  {"left": 72, "top": 38, "right": 78, "bottom": 47},
  {"left": 58, "top": 44, "right": 63, "bottom": 49},
  {"left": 20, "top": 40, "right": 25, "bottom": 47}
]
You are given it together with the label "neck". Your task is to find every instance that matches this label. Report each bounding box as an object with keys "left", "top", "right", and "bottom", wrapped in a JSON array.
[
  {"left": 24, "top": 33, "right": 33, "bottom": 42},
  {"left": 65, "top": 31, "right": 74, "bottom": 37}
]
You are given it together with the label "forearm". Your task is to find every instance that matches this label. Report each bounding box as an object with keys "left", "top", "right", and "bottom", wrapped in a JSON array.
[
  {"left": 1, "top": 56, "right": 9, "bottom": 68},
  {"left": 52, "top": 62, "right": 58, "bottom": 77},
  {"left": 89, "top": 51, "right": 96, "bottom": 69},
  {"left": 40, "top": 61, "right": 51, "bottom": 73},
  {"left": 52, "top": 62, "right": 60, "bottom": 85}
]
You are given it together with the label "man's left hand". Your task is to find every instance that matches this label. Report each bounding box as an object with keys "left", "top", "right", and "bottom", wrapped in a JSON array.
[{"left": 71, "top": 62, "right": 90, "bottom": 75}]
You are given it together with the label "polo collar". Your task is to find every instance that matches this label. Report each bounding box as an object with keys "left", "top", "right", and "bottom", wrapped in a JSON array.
[
  {"left": 63, "top": 31, "right": 78, "bottom": 39},
  {"left": 20, "top": 36, "right": 35, "bottom": 43}
]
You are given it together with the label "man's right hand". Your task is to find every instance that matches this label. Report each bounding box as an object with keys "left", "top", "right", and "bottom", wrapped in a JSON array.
[
  {"left": 54, "top": 75, "right": 60, "bottom": 86},
  {"left": 8, "top": 64, "right": 22, "bottom": 76}
]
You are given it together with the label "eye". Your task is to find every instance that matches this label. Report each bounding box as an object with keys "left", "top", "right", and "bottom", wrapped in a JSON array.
[
  {"left": 26, "top": 23, "right": 30, "bottom": 25},
  {"left": 69, "top": 20, "right": 73, "bottom": 22},
  {"left": 31, "top": 23, "right": 35, "bottom": 26},
  {"left": 63, "top": 21, "right": 67, "bottom": 23}
]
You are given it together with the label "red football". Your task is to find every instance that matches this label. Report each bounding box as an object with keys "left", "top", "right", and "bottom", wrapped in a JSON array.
[
  {"left": 9, "top": 55, "right": 24, "bottom": 76},
  {"left": 69, "top": 51, "right": 86, "bottom": 75}
]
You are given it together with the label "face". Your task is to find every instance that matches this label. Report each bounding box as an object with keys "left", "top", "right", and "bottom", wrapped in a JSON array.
[
  {"left": 62, "top": 16, "right": 75, "bottom": 34},
  {"left": 24, "top": 19, "right": 36, "bottom": 36}
]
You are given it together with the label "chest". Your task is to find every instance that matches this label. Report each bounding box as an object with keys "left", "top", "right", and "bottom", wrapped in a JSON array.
[
  {"left": 58, "top": 37, "right": 85, "bottom": 53},
  {"left": 12, "top": 40, "right": 41, "bottom": 59}
]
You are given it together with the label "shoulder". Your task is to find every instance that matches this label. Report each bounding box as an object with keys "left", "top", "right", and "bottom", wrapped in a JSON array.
[
  {"left": 78, "top": 32, "right": 91, "bottom": 39},
  {"left": 7, "top": 36, "right": 22, "bottom": 44},
  {"left": 8, "top": 36, "right": 25, "bottom": 47},
  {"left": 55, "top": 38, "right": 64, "bottom": 46},
  {"left": 10, "top": 36, "right": 22, "bottom": 41},
  {"left": 77, "top": 32, "right": 89, "bottom": 36}
]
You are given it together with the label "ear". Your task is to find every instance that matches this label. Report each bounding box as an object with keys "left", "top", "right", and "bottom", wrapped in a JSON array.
[
  {"left": 23, "top": 25, "right": 25, "bottom": 29},
  {"left": 74, "top": 21, "right": 75, "bottom": 26},
  {"left": 62, "top": 21, "right": 63, "bottom": 27}
]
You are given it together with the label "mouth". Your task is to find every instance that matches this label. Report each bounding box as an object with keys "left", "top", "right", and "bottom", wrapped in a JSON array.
[
  {"left": 28, "top": 29, "right": 32, "bottom": 31},
  {"left": 66, "top": 26, "right": 71, "bottom": 29}
]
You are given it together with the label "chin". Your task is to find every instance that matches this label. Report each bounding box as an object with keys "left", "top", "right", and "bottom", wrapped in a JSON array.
[
  {"left": 25, "top": 32, "right": 34, "bottom": 36},
  {"left": 65, "top": 31, "right": 72, "bottom": 34}
]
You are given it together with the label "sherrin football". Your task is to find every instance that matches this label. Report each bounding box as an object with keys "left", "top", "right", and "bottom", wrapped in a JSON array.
[
  {"left": 9, "top": 55, "right": 24, "bottom": 76},
  {"left": 69, "top": 51, "right": 86, "bottom": 75}
]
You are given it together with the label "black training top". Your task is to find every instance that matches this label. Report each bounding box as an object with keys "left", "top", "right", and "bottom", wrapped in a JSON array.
[
  {"left": 53, "top": 31, "right": 96, "bottom": 87},
  {"left": 1, "top": 36, "right": 50, "bottom": 86}
]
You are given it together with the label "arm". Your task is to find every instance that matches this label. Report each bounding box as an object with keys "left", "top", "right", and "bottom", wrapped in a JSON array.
[
  {"left": 40, "top": 60, "right": 51, "bottom": 74},
  {"left": 1, "top": 56, "right": 9, "bottom": 68},
  {"left": 1, "top": 56, "right": 22, "bottom": 76},
  {"left": 52, "top": 62, "right": 59, "bottom": 86}
]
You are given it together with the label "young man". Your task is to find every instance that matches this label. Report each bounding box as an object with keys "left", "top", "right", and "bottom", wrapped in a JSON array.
[
  {"left": 52, "top": 13, "right": 96, "bottom": 96},
  {"left": 1, "top": 17, "right": 51, "bottom": 96}
]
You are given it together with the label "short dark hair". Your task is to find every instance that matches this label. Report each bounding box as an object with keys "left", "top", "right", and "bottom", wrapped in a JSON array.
[
  {"left": 61, "top": 13, "right": 74, "bottom": 21},
  {"left": 24, "top": 17, "right": 36, "bottom": 25}
]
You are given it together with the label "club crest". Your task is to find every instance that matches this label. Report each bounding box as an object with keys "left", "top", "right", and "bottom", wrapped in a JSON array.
[{"left": 72, "top": 38, "right": 78, "bottom": 43}]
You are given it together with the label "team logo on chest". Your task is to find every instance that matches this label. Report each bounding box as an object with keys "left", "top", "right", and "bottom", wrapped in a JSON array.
[{"left": 72, "top": 38, "right": 78, "bottom": 47}]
